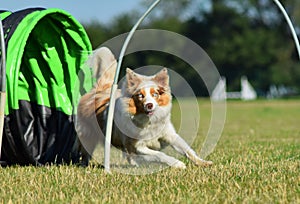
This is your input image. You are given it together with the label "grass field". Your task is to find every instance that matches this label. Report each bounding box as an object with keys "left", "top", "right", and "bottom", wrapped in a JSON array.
[{"left": 0, "top": 99, "right": 299, "bottom": 203}]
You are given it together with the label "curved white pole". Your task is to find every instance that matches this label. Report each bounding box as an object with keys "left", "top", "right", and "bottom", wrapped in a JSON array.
[
  {"left": 103, "top": 0, "right": 300, "bottom": 173},
  {"left": 273, "top": 0, "right": 300, "bottom": 60},
  {"left": 0, "top": 16, "right": 6, "bottom": 160},
  {"left": 104, "top": 0, "right": 161, "bottom": 173}
]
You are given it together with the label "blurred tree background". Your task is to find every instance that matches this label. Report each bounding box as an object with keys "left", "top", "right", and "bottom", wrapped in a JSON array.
[{"left": 82, "top": 0, "right": 300, "bottom": 97}]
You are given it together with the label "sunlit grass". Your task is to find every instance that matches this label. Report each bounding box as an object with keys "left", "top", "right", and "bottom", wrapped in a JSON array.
[{"left": 0, "top": 99, "right": 299, "bottom": 203}]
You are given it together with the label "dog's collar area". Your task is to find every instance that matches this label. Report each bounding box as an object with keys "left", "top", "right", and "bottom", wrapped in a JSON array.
[
  {"left": 130, "top": 112, "right": 152, "bottom": 119},
  {"left": 130, "top": 113, "right": 152, "bottom": 128}
]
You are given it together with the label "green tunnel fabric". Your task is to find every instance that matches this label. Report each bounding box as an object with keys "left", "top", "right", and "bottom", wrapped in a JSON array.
[
  {"left": 1, "top": 8, "right": 93, "bottom": 165},
  {"left": 5, "top": 8, "right": 92, "bottom": 114},
  {"left": 0, "top": 11, "right": 12, "bottom": 20}
]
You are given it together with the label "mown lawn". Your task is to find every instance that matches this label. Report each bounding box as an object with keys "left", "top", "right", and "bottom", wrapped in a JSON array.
[{"left": 0, "top": 99, "right": 299, "bottom": 203}]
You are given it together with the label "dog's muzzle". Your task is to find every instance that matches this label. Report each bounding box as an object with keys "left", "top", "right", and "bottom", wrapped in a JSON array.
[{"left": 145, "top": 102, "right": 155, "bottom": 115}]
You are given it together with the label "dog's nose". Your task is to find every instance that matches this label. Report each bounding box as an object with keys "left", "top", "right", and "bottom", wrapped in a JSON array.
[{"left": 145, "top": 103, "right": 153, "bottom": 110}]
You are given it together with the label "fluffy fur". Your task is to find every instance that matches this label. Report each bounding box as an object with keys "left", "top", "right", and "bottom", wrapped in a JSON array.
[{"left": 77, "top": 47, "right": 212, "bottom": 168}]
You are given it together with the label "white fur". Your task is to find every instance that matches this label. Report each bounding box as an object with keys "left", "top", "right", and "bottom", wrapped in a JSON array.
[{"left": 143, "top": 87, "right": 157, "bottom": 111}]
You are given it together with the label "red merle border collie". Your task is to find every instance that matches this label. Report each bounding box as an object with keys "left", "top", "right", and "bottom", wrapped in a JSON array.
[{"left": 77, "top": 47, "right": 212, "bottom": 168}]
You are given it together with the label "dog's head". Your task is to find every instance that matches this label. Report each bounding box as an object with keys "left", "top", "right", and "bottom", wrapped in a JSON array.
[{"left": 123, "top": 68, "right": 171, "bottom": 117}]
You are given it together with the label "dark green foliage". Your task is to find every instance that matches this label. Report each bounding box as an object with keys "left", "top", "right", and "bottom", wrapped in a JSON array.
[{"left": 82, "top": 0, "right": 300, "bottom": 96}]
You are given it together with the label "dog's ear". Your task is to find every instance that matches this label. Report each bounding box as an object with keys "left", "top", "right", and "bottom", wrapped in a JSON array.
[
  {"left": 153, "top": 68, "right": 169, "bottom": 88},
  {"left": 126, "top": 68, "right": 141, "bottom": 90}
]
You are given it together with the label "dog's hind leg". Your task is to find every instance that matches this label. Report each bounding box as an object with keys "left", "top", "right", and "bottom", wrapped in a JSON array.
[
  {"left": 135, "top": 146, "right": 186, "bottom": 169},
  {"left": 123, "top": 152, "right": 139, "bottom": 167}
]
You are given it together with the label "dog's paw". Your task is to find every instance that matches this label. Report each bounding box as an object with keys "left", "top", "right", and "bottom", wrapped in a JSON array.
[
  {"left": 171, "top": 161, "right": 186, "bottom": 169},
  {"left": 195, "top": 159, "right": 213, "bottom": 167},
  {"left": 127, "top": 158, "right": 139, "bottom": 167},
  {"left": 125, "top": 153, "right": 141, "bottom": 167},
  {"left": 186, "top": 150, "right": 213, "bottom": 167}
]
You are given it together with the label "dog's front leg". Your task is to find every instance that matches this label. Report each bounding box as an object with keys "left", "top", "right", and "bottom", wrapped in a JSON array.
[
  {"left": 135, "top": 146, "right": 186, "bottom": 169},
  {"left": 168, "top": 134, "right": 213, "bottom": 167}
]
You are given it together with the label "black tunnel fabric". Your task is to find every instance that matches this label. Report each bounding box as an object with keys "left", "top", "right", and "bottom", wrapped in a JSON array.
[
  {"left": 3, "top": 101, "right": 78, "bottom": 165},
  {"left": 2, "top": 8, "right": 44, "bottom": 45},
  {"left": 0, "top": 8, "right": 93, "bottom": 165}
]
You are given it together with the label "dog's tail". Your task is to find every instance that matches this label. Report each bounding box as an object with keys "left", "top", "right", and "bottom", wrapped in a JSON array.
[
  {"left": 76, "top": 47, "right": 117, "bottom": 166},
  {"left": 78, "top": 47, "right": 117, "bottom": 118},
  {"left": 88, "top": 47, "right": 117, "bottom": 80}
]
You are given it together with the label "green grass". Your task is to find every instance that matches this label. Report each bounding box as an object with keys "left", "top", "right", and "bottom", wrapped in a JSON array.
[{"left": 0, "top": 99, "right": 299, "bottom": 203}]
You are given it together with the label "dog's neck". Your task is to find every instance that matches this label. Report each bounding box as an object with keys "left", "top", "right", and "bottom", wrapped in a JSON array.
[{"left": 130, "top": 114, "right": 151, "bottom": 128}]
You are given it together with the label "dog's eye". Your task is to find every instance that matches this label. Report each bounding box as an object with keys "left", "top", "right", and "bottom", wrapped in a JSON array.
[
  {"left": 137, "top": 93, "right": 144, "bottom": 99},
  {"left": 152, "top": 93, "right": 158, "bottom": 98}
]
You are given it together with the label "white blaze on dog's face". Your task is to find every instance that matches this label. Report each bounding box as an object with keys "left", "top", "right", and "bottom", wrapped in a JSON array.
[
  {"left": 136, "top": 87, "right": 159, "bottom": 115},
  {"left": 125, "top": 68, "right": 171, "bottom": 117}
]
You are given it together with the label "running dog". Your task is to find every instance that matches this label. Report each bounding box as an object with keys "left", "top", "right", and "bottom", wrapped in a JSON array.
[{"left": 76, "top": 47, "right": 212, "bottom": 168}]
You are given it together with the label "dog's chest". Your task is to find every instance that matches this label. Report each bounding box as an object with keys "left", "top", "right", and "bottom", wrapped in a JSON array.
[
  {"left": 136, "top": 137, "right": 162, "bottom": 150},
  {"left": 132, "top": 119, "right": 173, "bottom": 150},
  {"left": 122, "top": 113, "right": 165, "bottom": 137}
]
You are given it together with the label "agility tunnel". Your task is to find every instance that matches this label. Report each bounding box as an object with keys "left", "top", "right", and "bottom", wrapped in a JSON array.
[{"left": 0, "top": 8, "right": 93, "bottom": 165}]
